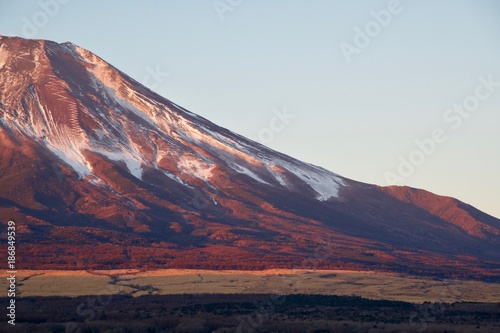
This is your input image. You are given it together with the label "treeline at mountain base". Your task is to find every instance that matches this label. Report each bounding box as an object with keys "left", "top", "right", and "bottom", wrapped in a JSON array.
[{"left": 2, "top": 294, "right": 500, "bottom": 333}]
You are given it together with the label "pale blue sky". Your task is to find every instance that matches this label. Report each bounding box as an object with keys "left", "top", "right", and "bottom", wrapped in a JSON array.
[{"left": 1, "top": 0, "right": 499, "bottom": 218}]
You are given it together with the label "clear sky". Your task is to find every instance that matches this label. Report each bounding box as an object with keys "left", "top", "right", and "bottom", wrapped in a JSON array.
[{"left": 1, "top": 0, "right": 499, "bottom": 218}]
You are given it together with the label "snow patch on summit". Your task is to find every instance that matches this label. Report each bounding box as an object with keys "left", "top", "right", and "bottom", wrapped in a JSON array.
[
  {"left": 290, "top": 164, "right": 345, "bottom": 201},
  {"left": 97, "top": 150, "right": 143, "bottom": 179},
  {"left": 0, "top": 37, "right": 348, "bottom": 201},
  {"left": 231, "top": 164, "right": 269, "bottom": 185},
  {"left": 47, "top": 144, "right": 92, "bottom": 176},
  {"left": 265, "top": 157, "right": 345, "bottom": 201},
  {"left": 0, "top": 44, "right": 8, "bottom": 70},
  {"left": 177, "top": 154, "right": 214, "bottom": 181}
]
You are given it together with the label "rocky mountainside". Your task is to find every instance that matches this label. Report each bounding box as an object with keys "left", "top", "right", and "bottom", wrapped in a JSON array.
[{"left": 1, "top": 35, "right": 499, "bottom": 279}]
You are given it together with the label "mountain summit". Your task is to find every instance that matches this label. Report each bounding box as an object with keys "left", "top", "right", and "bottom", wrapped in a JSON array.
[{"left": 1, "top": 35, "right": 499, "bottom": 279}]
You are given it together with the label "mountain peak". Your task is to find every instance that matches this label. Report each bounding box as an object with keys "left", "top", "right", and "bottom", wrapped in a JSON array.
[
  {"left": 1, "top": 36, "right": 499, "bottom": 279},
  {"left": 0, "top": 35, "right": 344, "bottom": 199}
]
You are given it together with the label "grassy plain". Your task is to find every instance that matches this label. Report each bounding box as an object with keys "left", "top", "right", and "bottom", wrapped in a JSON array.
[{"left": 2, "top": 269, "right": 499, "bottom": 303}]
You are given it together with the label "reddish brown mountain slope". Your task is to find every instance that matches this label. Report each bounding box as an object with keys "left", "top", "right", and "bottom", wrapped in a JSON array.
[
  {"left": 1, "top": 35, "right": 499, "bottom": 280},
  {"left": 381, "top": 186, "right": 500, "bottom": 239}
]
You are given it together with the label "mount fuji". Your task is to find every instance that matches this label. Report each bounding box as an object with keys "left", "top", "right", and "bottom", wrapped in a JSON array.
[{"left": 1, "top": 35, "right": 499, "bottom": 279}]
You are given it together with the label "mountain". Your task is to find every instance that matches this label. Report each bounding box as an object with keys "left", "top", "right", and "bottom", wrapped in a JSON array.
[{"left": 1, "top": 35, "right": 499, "bottom": 280}]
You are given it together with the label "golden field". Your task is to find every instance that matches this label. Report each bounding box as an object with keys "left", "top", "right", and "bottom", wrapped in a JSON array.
[{"left": 2, "top": 269, "right": 499, "bottom": 303}]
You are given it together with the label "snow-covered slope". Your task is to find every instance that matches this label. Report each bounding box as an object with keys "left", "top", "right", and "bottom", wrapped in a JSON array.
[
  {"left": 0, "top": 35, "right": 344, "bottom": 201},
  {"left": 1, "top": 35, "right": 500, "bottom": 279}
]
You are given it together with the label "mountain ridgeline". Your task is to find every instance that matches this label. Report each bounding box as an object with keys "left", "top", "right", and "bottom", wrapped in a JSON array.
[{"left": 1, "top": 35, "right": 499, "bottom": 280}]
